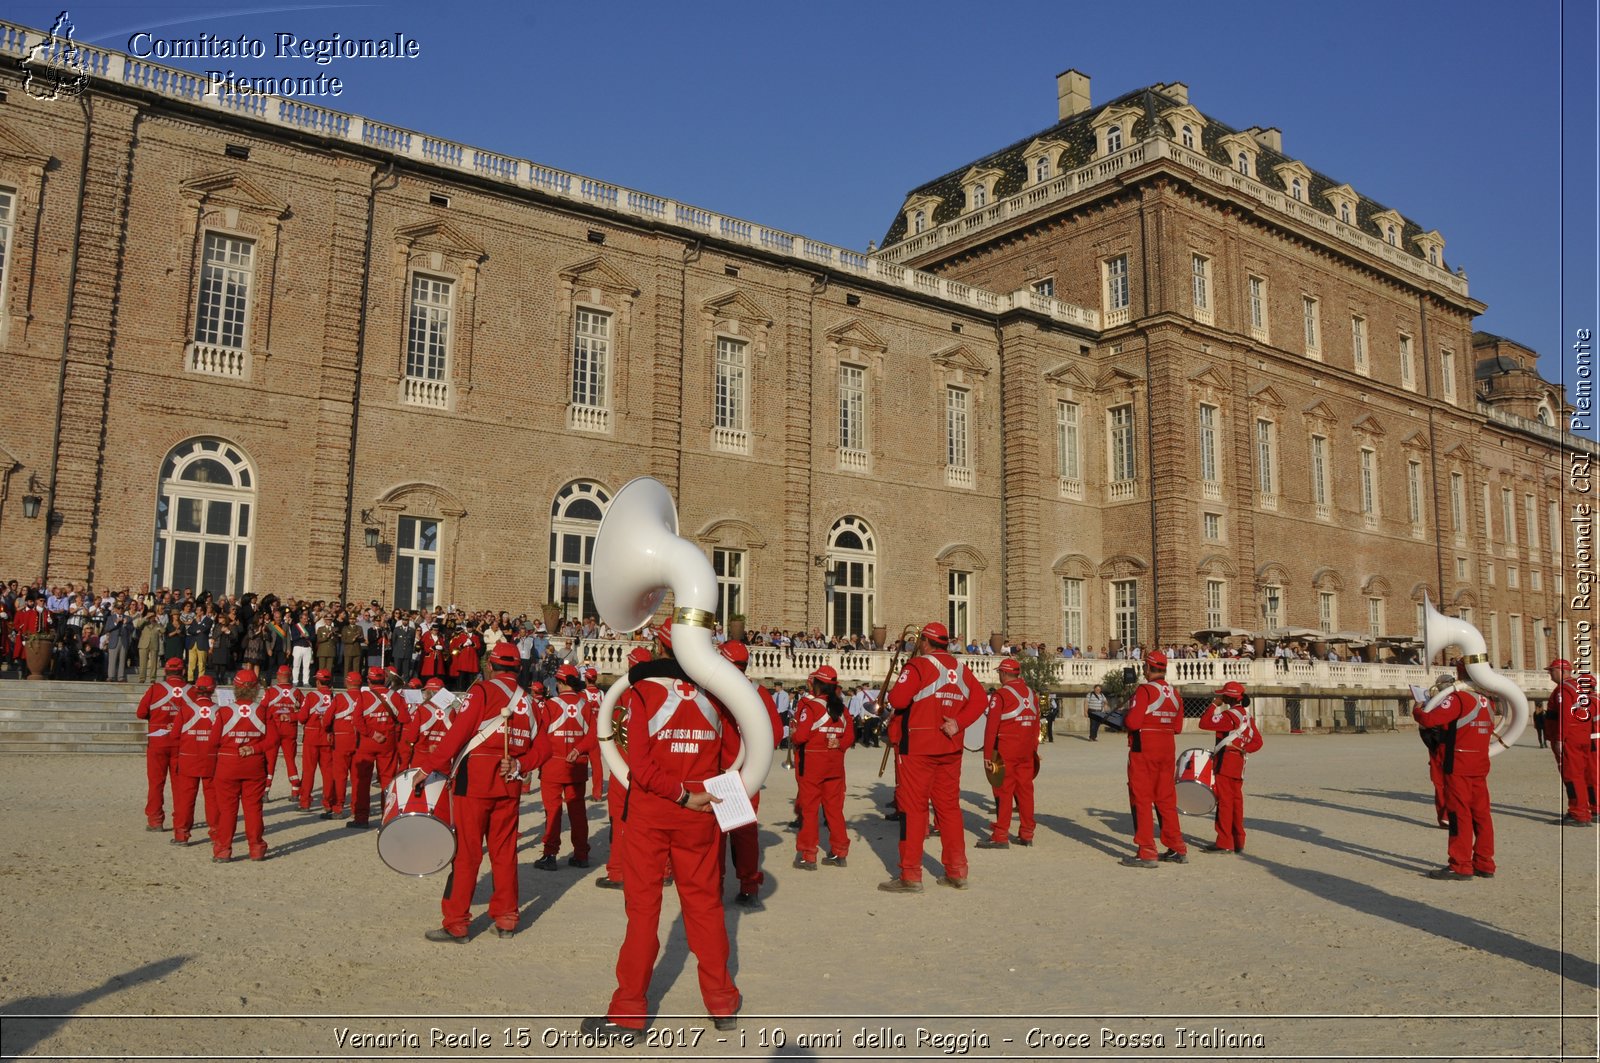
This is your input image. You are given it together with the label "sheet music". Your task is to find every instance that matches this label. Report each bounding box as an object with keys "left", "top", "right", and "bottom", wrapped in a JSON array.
[
  {"left": 401, "top": 690, "right": 424, "bottom": 706},
  {"left": 1409, "top": 684, "right": 1428, "bottom": 705},
  {"left": 703, "top": 769, "right": 757, "bottom": 831},
  {"left": 430, "top": 689, "right": 456, "bottom": 710},
  {"left": 214, "top": 689, "right": 236, "bottom": 707}
]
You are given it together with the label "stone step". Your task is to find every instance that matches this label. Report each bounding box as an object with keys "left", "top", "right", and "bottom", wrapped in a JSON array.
[
  {"left": 0, "top": 741, "right": 145, "bottom": 754},
  {"left": 0, "top": 718, "right": 145, "bottom": 733}
]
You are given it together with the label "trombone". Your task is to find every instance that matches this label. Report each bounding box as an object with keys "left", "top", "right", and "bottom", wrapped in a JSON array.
[{"left": 876, "top": 624, "right": 920, "bottom": 778}]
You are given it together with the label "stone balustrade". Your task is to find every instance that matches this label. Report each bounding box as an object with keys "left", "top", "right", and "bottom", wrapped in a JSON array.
[{"left": 185, "top": 342, "right": 250, "bottom": 379}]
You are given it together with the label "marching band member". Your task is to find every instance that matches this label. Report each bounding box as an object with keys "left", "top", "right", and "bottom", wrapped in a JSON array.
[
  {"left": 414, "top": 640, "right": 549, "bottom": 942},
  {"left": 348, "top": 667, "right": 404, "bottom": 830},
  {"left": 1197, "top": 681, "right": 1263, "bottom": 854},
  {"left": 598, "top": 647, "right": 653, "bottom": 892},
  {"left": 135, "top": 656, "right": 187, "bottom": 831},
  {"left": 170, "top": 674, "right": 220, "bottom": 847},
  {"left": 211, "top": 668, "right": 278, "bottom": 862},
  {"left": 1120, "top": 650, "right": 1187, "bottom": 868},
  {"left": 1414, "top": 659, "right": 1497, "bottom": 879},
  {"left": 879, "top": 621, "right": 987, "bottom": 893},
  {"left": 977, "top": 657, "right": 1039, "bottom": 850},
  {"left": 583, "top": 617, "right": 742, "bottom": 1036},
  {"left": 534, "top": 664, "right": 597, "bottom": 870},
  {"left": 584, "top": 666, "right": 606, "bottom": 801},
  {"left": 1544, "top": 659, "right": 1597, "bottom": 826},
  {"left": 420, "top": 625, "right": 450, "bottom": 685},
  {"left": 1416, "top": 673, "right": 1455, "bottom": 829},
  {"left": 319, "top": 670, "right": 363, "bottom": 819},
  {"left": 297, "top": 670, "right": 335, "bottom": 813},
  {"left": 790, "top": 664, "right": 852, "bottom": 871},
  {"left": 261, "top": 664, "right": 302, "bottom": 800},
  {"left": 720, "top": 641, "right": 781, "bottom": 909},
  {"left": 401, "top": 677, "right": 455, "bottom": 768},
  {"left": 448, "top": 625, "right": 479, "bottom": 691}
]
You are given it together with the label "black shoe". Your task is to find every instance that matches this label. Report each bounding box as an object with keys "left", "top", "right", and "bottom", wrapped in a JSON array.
[
  {"left": 821, "top": 853, "right": 847, "bottom": 868},
  {"left": 792, "top": 854, "right": 818, "bottom": 871},
  {"left": 344, "top": 821, "right": 369, "bottom": 830},
  {"left": 595, "top": 877, "right": 625, "bottom": 890},
  {"left": 425, "top": 927, "right": 467, "bottom": 943},
  {"left": 494, "top": 926, "right": 517, "bottom": 938},
  {"left": 533, "top": 855, "right": 559, "bottom": 871},
  {"left": 1555, "top": 815, "right": 1594, "bottom": 827},
  {"left": 212, "top": 856, "right": 231, "bottom": 864},
  {"left": 1158, "top": 850, "right": 1188, "bottom": 864},
  {"left": 712, "top": 1015, "right": 738, "bottom": 1032},
  {"left": 733, "top": 892, "right": 764, "bottom": 910},
  {"left": 580, "top": 1017, "right": 638, "bottom": 1038},
  {"left": 935, "top": 875, "right": 968, "bottom": 890},
  {"left": 877, "top": 877, "right": 924, "bottom": 894},
  {"left": 1200, "top": 844, "right": 1236, "bottom": 854},
  {"left": 1426, "top": 867, "right": 1472, "bottom": 881},
  {"left": 787, "top": 818, "right": 802, "bottom": 829},
  {"left": 169, "top": 838, "right": 189, "bottom": 846},
  {"left": 1474, "top": 870, "right": 1495, "bottom": 879},
  {"left": 568, "top": 856, "right": 590, "bottom": 868},
  {"left": 883, "top": 810, "right": 904, "bottom": 821},
  {"left": 1012, "top": 836, "right": 1033, "bottom": 847},
  {"left": 145, "top": 825, "right": 166, "bottom": 833},
  {"left": 318, "top": 811, "right": 335, "bottom": 820},
  {"left": 975, "top": 837, "right": 1009, "bottom": 850},
  {"left": 1119, "top": 855, "right": 1158, "bottom": 868}
]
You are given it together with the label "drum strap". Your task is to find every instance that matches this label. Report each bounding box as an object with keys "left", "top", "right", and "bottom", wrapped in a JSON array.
[
  {"left": 450, "top": 714, "right": 506, "bottom": 778},
  {"left": 1213, "top": 706, "right": 1251, "bottom": 754}
]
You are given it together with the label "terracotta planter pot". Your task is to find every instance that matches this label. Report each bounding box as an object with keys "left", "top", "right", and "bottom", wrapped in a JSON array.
[
  {"left": 871, "top": 624, "right": 887, "bottom": 649},
  {"left": 540, "top": 604, "right": 562, "bottom": 633},
  {"left": 25, "top": 639, "right": 53, "bottom": 680}
]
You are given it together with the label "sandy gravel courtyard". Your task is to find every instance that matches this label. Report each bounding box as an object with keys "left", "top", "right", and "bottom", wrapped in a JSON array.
[{"left": 1, "top": 731, "right": 1595, "bottom": 1061}]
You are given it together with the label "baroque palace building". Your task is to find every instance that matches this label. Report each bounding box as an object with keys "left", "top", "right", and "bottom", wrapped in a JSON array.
[{"left": 0, "top": 21, "right": 1592, "bottom": 664}]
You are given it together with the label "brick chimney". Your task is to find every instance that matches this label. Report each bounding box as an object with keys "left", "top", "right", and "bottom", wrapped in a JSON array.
[{"left": 1057, "top": 69, "right": 1090, "bottom": 120}]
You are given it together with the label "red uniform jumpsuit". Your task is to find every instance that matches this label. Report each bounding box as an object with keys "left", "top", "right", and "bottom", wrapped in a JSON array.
[
  {"left": 539, "top": 690, "right": 597, "bottom": 862},
  {"left": 1198, "top": 702, "right": 1263, "bottom": 852},
  {"left": 1414, "top": 688, "right": 1496, "bottom": 875},
  {"left": 171, "top": 690, "right": 220, "bottom": 845},
  {"left": 791, "top": 692, "right": 853, "bottom": 863},
  {"left": 261, "top": 681, "right": 301, "bottom": 798},
  {"left": 321, "top": 686, "right": 362, "bottom": 815},
  {"left": 1545, "top": 678, "right": 1597, "bottom": 823},
  {"left": 401, "top": 692, "right": 457, "bottom": 769},
  {"left": 136, "top": 677, "right": 185, "bottom": 829},
  {"left": 352, "top": 686, "right": 406, "bottom": 825},
  {"left": 727, "top": 685, "right": 782, "bottom": 895},
  {"left": 415, "top": 675, "right": 550, "bottom": 936},
  {"left": 983, "top": 678, "right": 1041, "bottom": 845},
  {"left": 297, "top": 686, "right": 335, "bottom": 811},
  {"left": 1417, "top": 703, "right": 1450, "bottom": 828},
  {"left": 212, "top": 698, "right": 278, "bottom": 861},
  {"left": 585, "top": 682, "right": 606, "bottom": 799},
  {"left": 885, "top": 652, "right": 988, "bottom": 884},
  {"left": 1124, "top": 677, "right": 1186, "bottom": 860},
  {"left": 606, "top": 673, "right": 742, "bottom": 1029}
]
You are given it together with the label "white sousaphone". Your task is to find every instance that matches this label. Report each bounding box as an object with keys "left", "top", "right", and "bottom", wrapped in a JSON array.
[
  {"left": 1416, "top": 593, "right": 1529, "bottom": 756},
  {"left": 589, "top": 476, "right": 774, "bottom": 797}
]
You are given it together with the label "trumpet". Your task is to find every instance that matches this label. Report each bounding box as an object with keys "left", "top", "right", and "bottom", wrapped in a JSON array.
[{"left": 876, "top": 624, "right": 920, "bottom": 778}]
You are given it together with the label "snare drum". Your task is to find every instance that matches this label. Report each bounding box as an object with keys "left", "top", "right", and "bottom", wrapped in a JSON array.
[
  {"left": 1174, "top": 748, "right": 1217, "bottom": 817},
  {"left": 377, "top": 770, "right": 456, "bottom": 876}
]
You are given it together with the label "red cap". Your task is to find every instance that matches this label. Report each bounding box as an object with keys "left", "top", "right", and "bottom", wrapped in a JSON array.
[
  {"left": 407, "top": 678, "right": 422, "bottom": 689},
  {"left": 366, "top": 667, "right": 387, "bottom": 686},
  {"left": 997, "top": 658, "right": 1021, "bottom": 674},
  {"left": 194, "top": 675, "right": 216, "bottom": 693},
  {"left": 920, "top": 622, "right": 950, "bottom": 646},
  {"left": 583, "top": 666, "right": 598, "bottom": 682},
  {"left": 233, "top": 668, "right": 260, "bottom": 688},
  {"left": 627, "top": 647, "right": 653, "bottom": 667},
  {"left": 555, "top": 663, "right": 580, "bottom": 682},
  {"left": 164, "top": 657, "right": 185, "bottom": 673},
  {"left": 345, "top": 670, "right": 363, "bottom": 687},
  {"left": 1549, "top": 658, "right": 1573, "bottom": 672},
  {"left": 489, "top": 642, "right": 520, "bottom": 671},
  {"left": 656, "top": 617, "right": 673, "bottom": 651},
  {"left": 1214, "top": 681, "right": 1246, "bottom": 702},
  {"left": 314, "top": 668, "right": 332, "bottom": 683},
  {"left": 720, "top": 641, "right": 749, "bottom": 666},
  {"left": 1146, "top": 651, "right": 1168, "bottom": 669},
  {"left": 530, "top": 680, "right": 546, "bottom": 695},
  {"left": 808, "top": 665, "right": 838, "bottom": 685},
  {"left": 276, "top": 665, "right": 292, "bottom": 678},
  {"left": 423, "top": 677, "right": 445, "bottom": 692}
]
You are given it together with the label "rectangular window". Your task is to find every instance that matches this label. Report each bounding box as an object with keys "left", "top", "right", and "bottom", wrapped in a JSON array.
[
  {"left": 1450, "top": 473, "right": 1465, "bottom": 532},
  {"left": 1318, "top": 591, "right": 1335, "bottom": 634},
  {"left": 1056, "top": 401, "right": 1081, "bottom": 480},
  {"left": 1248, "top": 275, "right": 1268, "bottom": 339},
  {"left": 1310, "top": 435, "right": 1329, "bottom": 508},
  {"left": 1550, "top": 501, "right": 1561, "bottom": 555},
  {"left": 1509, "top": 614, "right": 1523, "bottom": 670},
  {"left": 1032, "top": 277, "right": 1055, "bottom": 298},
  {"left": 1256, "top": 419, "right": 1275, "bottom": 497},
  {"left": 1456, "top": 556, "right": 1469, "bottom": 579},
  {"left": 1502, "top": 488, "right": 1516, "bottom": 546},
  {"left": 1351, "top": 315, "right": 1367, "bottom": 373},
  {"left": 1203, "top": 512, "right": 1222, "bottom": 541},
  {"left": 1105, "top": 255, "right": 1130, "bottom": 312},
  {"left": 1112, "top": 579, "right": 1138, "bottom": 649},
  {"left": 713, "top": 548, "right": 745, "bottom": 626},
  {"left": 1532, "top": 570, "right": 1542, "bottom": 591},
  {"left": 1399, "top": 334, "right": 1415, "bottom": 390},
  {"left": 1482, "top": 484, "right": 1492, "bottom": 537},
  {"left": 714, "top": 337, "right": 747, "bottom": 432},
  {"left": 1191, "top": 254, "right": 1210, "bottom": 313},
  {"left": 1263, "top": 586, "right": 1282, "bottom": 631},
  {"left": 1205, "top": 580, "right": 1225, "bottom": 629},
  {"left": 1360, "top": 448, "right": 1377, "bottom": 517},
  {"left": 1367, "top": 598, "right": 1384, "bottom": 639},
  {"left": 1198, "top": 404, "right": 1219, "bottom": 483},
  {"left": 394, "top": 516, "right": 440, "bottom": 610},
  {"left": 1109, "top": 405, "right": 1136, "bottom": 483},
  {"left": 572, "top": 308, "right": 611, "bottom": 408},
  {"left": 1525, "top": 494, "right": 1538, "bottom": 551},
  {"left": 946, "top": 387, "right": 970, "bottom": 470},
  {"left": 947, "top": 570, "right": 971, "bottom": 644},
  {"left": 195, "top": 232, "right": 254, "bottom": 350},
  {"left": 1441, "top": 349, "right": 1457, "bottom": 401},
  {"left": 0, "top": 189, "right": 12, "bottom": 317},
  {"left": 1302, "top": 296, "right": 1320, "bottom": 356},
  {"left": 1062, "top": 577, "right": 1084, "bottom": 649},
  {"left": 839, "top": 364, "right": 865, "bottom": 452},
  {"left": 405, "top": 274, "right": 452, "bottom": 380},
  {"left": 1485, "top": 561, "right": 1495, "bottom": 585},
  {"left": 1508, "top": 566, "right": 1520, "bottom": 589},
  {"left": 1407, "top": 460, "right": 1423, "bottom": 525}
]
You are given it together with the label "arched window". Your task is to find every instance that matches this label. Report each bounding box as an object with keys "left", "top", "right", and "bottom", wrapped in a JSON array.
[
  {"left": 1386, "top": 224, "right": 1397, "bottom": 246},
  {"left": 1237, "top": 152, "right": 1250, "bottom": 176},
  {"left": 152, "top": 437, "right": 255, "bottom": 596},
  {"left": 971, "top": 184, "right": 986, "bottom": 209},
  {"left": 549, "top": 481, "right": 612, "bottom": 623},
  {"left": 1291, "top": 177, "right": 1303, "bottom": 201},
  {"left": 1181, "top": 125, "right": 1195, "bottom": 149},
  {"left": 1537, "top": 401, "right": 1554, "bottom": 426},
  {"left": 1340, "top": 202, "right": 1351, "bottom": 224},
  {"left": 1035, "top": 155, "right": 1050, "bottom": 183},
  {"left": 912, "top": 210, "right": 926, "bottom": 234},
  {"left": 1106, "top": 126, "right": 1123, "bottom": 153},
  {"left": 826, "top": 516, "right": 876, "bottom": 639}
]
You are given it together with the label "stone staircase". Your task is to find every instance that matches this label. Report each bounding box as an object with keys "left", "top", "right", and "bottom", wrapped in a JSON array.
[{"left": 0, "top": 680, "right": 147, "bottom": 754}]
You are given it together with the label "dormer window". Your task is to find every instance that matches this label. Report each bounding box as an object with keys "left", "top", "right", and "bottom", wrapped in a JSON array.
[
  {"left": 1324, "top": 183, "right": 1358, "bottom": 228},
  {"left": 1181, "top": 125, "right": 1195, "bottom": 149},
  {"left": 1035, "top": 155, "right": 1051, "bottom": 183},
  {"left": 1340, "top": 203, "right": 1351, "bottom": 223},
  {"left": 1023, "top": 138, "right": 1066, "bottom": 188},
  {"left": 1386, "top": 225, "right": 1397, "bottom": 246},
  {"left": 1162, "top": 105, "right": 1207, "bottom": 155},
  {"left": 913, "top": 210, "right": 926, "bottom": 234},
  {"left": 1219, "top": 134, "right": 1258, "bottom": 181},
  {"left": 972, "top": 184, "right": 987, "bottom": 209},
  {"left": 1414, "top": 229, "right": 1446, "bottom": 269},
  {"left": 1237, "top": 153, "right": 1250, "bottom": 175},
  {"left": 1093, "top": 106, "right": 1141, "bottom": 160},
  {"left": 1107, "top": 126, "right": 1123, "bottom": 152},
  {"left": 1290, "top": 178, "right": 1303, "bottom": 200},
  {"left": 1371, "top": 209, "right": 1405, "bottom": 249},
  {"left": 960, "top": 167, "right": 1003, "bottom": 216},
  {"left": 900, "top": 194, "right": 940, "bottom": 239}
]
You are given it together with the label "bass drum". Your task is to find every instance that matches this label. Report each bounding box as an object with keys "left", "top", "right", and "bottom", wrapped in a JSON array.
[
  {"left": 1174, "top": 748, "right": 1217, "bottom": 817},
  {"left": 377, "top": 770, "right": 456, "bottom": 876},
  {"left": 963, "top": 713, "right": 987, "bottom": 753}
]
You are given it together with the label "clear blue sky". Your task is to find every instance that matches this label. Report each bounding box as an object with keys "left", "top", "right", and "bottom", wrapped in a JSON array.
[{"left": 32, "top": 0, "right": 1598, "bottom": 402}]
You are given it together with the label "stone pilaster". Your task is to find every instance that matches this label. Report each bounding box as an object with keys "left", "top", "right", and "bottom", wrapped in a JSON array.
[
  {"left": 784, "top": 278, "right": 816, "bottom": 628},
  {"left": 998, "top": 317, "right": 1044, "bottom": 643},
  {"left": 649, "top": 242, "right": 684, "bottom": 495}
]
